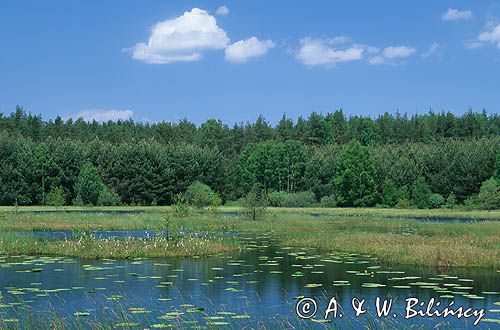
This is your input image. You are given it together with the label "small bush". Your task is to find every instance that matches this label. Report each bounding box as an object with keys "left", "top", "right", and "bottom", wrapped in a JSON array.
[
  {"left": 396, "top": 185, "right": 411, "bottom": 209},
  {"left": 320, "top": 194, "right": 337, "bottom": 207},
  {"left": 97, "top": 186, "right": 121, "bottom": 206},
  {"left": 267, "top": 191, "right": 317, "bottom": 207},
  {"left": 446, "top": 192, "right": 457, "bottom": 209},
  {"left": 381, "top": 180, "right": 398, "bottom": 207},
  {"left": 172, "top": 193, "right": 189, "bottom": 218},
  {"left": 429, "top": 193, "right": 445, "bottom": 209},
  {"left": 45, "top": 186, "right": 66, "bottom": 207},
  {"left": 184, "top": 181, "right": 221, "bottom": 209},
  {"left": 476, "top": 178, "right": 500, "bottom": 210},
  {"left": 412, "top": 177, "right": 431, "bottom": 209},
  {"left": 72, "top": 195, "right": 84, "bottom": 206},
  {"left": 241, "top": 184, "right": 267, "bottom": 221}
]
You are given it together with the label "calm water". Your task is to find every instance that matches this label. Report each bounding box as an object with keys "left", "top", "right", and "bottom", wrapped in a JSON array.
[
  {"left": 8, "top": 209, "right": 500, "bottom": 222},
  {"left": 0, "top": 234, "right": 498, "bottom": 329}
]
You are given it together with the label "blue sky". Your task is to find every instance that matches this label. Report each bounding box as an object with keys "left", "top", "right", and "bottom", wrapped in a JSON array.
[{"left": 1, "top": 1, "right": 500, "bottom": 125}]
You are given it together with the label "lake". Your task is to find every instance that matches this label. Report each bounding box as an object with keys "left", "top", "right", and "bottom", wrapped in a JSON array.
[{"left": 0, "top": 233, "right": 498, "bottom": 329}]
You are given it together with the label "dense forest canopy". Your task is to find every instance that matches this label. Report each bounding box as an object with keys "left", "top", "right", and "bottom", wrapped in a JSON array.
[{"left": 0, "top": 106, "right": 499, "bottom": 208}]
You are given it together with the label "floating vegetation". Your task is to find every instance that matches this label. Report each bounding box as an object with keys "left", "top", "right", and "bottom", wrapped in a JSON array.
[
  {"left": 74, "top": 312, "right": 90, "bottom": 317},
  {"left": 0, "top": 229, "right": 497, "bottom": 329},
  {"left": 304, "top": 283, "right": 323, "bottom": 288}
]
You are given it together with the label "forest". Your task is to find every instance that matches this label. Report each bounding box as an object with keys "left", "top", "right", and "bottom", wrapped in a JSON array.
[{"left": 0, "top": 106, "right": 499, "bottom": 208}]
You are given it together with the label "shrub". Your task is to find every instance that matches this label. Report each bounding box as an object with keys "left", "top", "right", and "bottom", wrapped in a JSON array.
[
  {"left": 396, "top": 185, "right": 411, "bottom": 209},
  {"left": 446, "top": 192, "right": 457, "bottom": 209},
  {"left": 381, "top": 180, "right": 398, "bottom": 207},
  {"left": 241, "top": 184, "right": 267, "bottom": 221},
  {"left": 172, "top": 193, "right": 189, "bottom": 218},
  {"left": 267, "top": 191, "right": 316, "bottom": 207},
  {"left": 97, "top": 186, "right": 121, "bottom": 206},
  {"left": 184, "top": 181, "right": 221, "bottom": 209},
  {"left": 45, "top": 186, "right": 66, "bottom": 207},
  {"left": 476, "top": 178, "right": 500, "bottom": 210},
  {"left": 320, "top": 194, "right": 337, "bottom": 207},
  {"left": 411, "top": 177, "right": 431, "bottom": 209},
  {"left": 429, "top": 193, "right": 445, "bottom": 209},
  {"left": 72, "top": 194, "right": 84, "bottom": 206}
]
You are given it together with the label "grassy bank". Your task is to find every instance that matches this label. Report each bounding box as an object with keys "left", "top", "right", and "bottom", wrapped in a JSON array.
[
  {"left": 0, "top": 207, "right": 499, "bottom": 268},
  {"left": 0, "top": 232, "right": 238, "bottom": 259},
  {"left": 1, "top": 205, "right": 499, "bottom": 218}
]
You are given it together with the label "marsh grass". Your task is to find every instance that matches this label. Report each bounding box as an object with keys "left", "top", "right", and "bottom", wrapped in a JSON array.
[
  {"left": 0, "top": 231, "right": 238, "bottom": 259},
  {"left": 0, "top": 206, "right": 498, "bottom": 267}
]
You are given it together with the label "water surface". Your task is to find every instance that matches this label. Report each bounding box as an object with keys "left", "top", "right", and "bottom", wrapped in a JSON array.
[{"left": 0, "top": 234, "right": 498, "bottom": 328}]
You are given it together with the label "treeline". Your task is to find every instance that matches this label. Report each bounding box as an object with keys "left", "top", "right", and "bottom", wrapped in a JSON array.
[
  {"left": 0, "top": 123, "right": 498, "bottom": 208},
  {"left": 1, "top": 106, "right": 499, "bottom": 208},
  {"left": 2, "top": 106, "right": 500, "bottom": 153}
]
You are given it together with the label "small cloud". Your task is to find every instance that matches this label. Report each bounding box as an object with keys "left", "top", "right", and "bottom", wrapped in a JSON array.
[
  {"left": 383, "top": 46, "right": 416, "bottom": 59},
  {"left": 368, "top": 56, "right": 385, "bottom": 65},
  {"left": 478, "top": 23, "right": 500, "bottom": 49},
  {"left": 421, "top": 42, "right": 440, "bottom": 59},
  {"left": 441, "top": 8, "right": 473, "bottom": 21},
  {"left": 216, "top": 5, "right": 229, "bottom": 16},
  {"left": 329, "top": 36, "right": 350, "bottom": 45},
  {"left": 225, "top": 37, "right": 275, "bottom": 63},
  {"left": 72, "top": 109, "right": 134, "bottom": 122},
  {"left": 369, "top": 45, "right": 416, "bottom": 65},
  {"left": 130, "top": 8, "right": 229, "bottom": 64},
  {"left": 296, "top": 37, "right": 364, "bottom": 67},
  {"left": 464, "top": 40, "right": 484, "bottom": 50}
]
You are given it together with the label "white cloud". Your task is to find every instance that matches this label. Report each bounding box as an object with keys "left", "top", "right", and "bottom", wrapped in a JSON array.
[
  {"left": 296, "top": 38, "right": 364, "bottom": 66},
  {"left": 73, "top": 109, "right": 134, "bottom": 122},
  {"left": 442, "top": 8, "right": 473, "bottom": 21},
  {"left": 368, "top": 45, "right": 416, "bottom": 65},
  {"left": 216, "top": 5, "right": 229, "bottom": 16},
  {"left": 478, "top": 23, "right": 500, "bottom": 49},
  {"left": 421, "top": 42, "right": 440, "bottom": 59},
  {"left": 383, "top": 46, "right": 416, "bottom": 59},
  {"left": 368, "top": 56, "right": 386, "bottom": 65},
  {"left": 464, "top": 40, "right": 484, "bottom": 49},
  {"left": 225, "top": 37, "right": 275, "bottom": 63},
  {"left": 131, "top": 8, "right": 229, "bottom": 64}
]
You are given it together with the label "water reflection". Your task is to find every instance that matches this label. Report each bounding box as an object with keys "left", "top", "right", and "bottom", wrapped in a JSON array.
[{"left": 0, "top": 234, "right": 498, "bottom": 328}]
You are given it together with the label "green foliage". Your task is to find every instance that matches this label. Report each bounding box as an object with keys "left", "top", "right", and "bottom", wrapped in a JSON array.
[
  {"left": 476, "top": 178, "right": 500, "bottom": 210},
  {"left": 396, "top": 185, "right": 411, "bottom": 209},
  {"left": 333, "top": 141, "right": 377, "bottom": 207},
  {"left": 172, "top": 193, "right": 189, "bottom": 218},
  {"left": 0, "top": 107, "right": 499, "bottom": 208},
  {"left": 381, "top": 180, "right": 398, "bottom": 207},
  {"left": 97, "top": 186, "right": 121, "bottom": 206},
  {"left": 267, "top": 191, "right": 316, "bottom": 207},
  {"left": 494, "top": 153, "right": 500, "bottom": 184},
  {"left": 411, "top": 177, "right": 432, "bottom": 209},
  {"left": 45, "top": 186, "right": 66, "bottom": 207},
  {"left": 72, "top": 195, "right": 84, "bottom": 206},
  {"left": 184, "top": 181, "right": 221, "bottom": 209},
  {"left": 74, "top": 162, "right": 104, "bottom": 206},
  {"left": 241, "top": 184, "right": 267, "bottom": 221},
  {"left": 234, "top": 140, "right": 307, "bottom": 197},
  {"left": 446, "top": 192, "right": 457, "bottom": 210},
  {"left": 429, "top": 193, "right": 445, "bottom": 209},
  {"left": 320, "top": 194, "right": 337, "bottom": 207}
]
